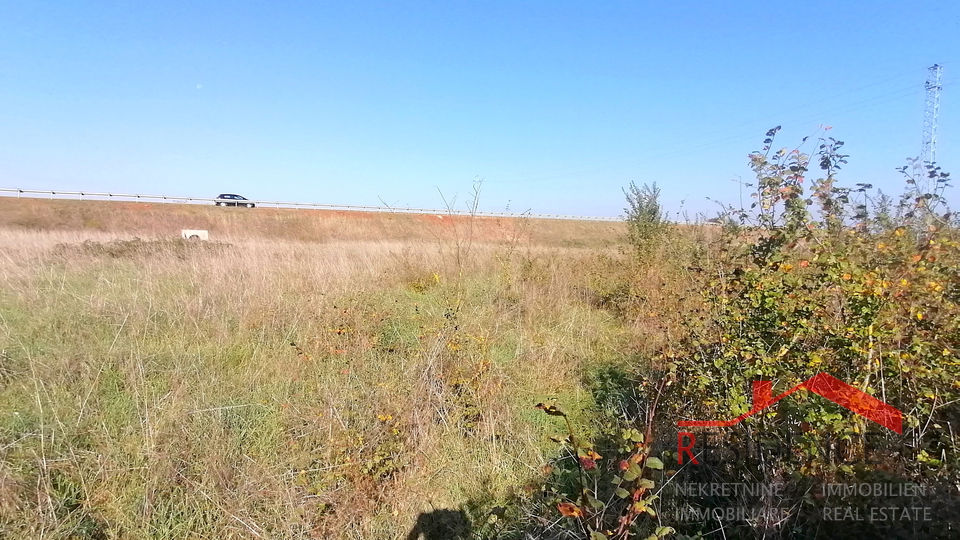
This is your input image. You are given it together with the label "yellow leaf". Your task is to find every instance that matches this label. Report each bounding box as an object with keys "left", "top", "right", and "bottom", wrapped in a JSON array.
[{"left": 557, "top": 502, "right": 583, "bottom": 517}]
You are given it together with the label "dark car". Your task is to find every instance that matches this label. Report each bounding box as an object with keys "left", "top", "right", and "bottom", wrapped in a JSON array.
[{"left": 214, "top": 194, "right": 255, "bottom": 208}]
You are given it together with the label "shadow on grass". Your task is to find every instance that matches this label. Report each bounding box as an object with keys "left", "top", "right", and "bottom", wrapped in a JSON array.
[{"left": 405, "top": 509, "right": 472, "bottom": 540}]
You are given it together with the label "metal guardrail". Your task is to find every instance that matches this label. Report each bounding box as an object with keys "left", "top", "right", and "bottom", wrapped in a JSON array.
[{"left": 0, "top": 188, "right": 623, "bottom": 222}]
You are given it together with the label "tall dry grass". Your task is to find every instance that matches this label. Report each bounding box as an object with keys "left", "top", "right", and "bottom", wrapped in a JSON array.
[{"left": 0, "top": 211, "right": 634, "bottom": 539}]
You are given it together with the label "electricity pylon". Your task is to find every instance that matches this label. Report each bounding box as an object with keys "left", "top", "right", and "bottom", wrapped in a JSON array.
[{"left": 921, "top": 64, "right": 943, "bottom": 165}]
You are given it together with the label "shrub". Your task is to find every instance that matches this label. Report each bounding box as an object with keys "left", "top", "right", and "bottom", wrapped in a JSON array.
[
  {"left": 538, "top": 128, "right": 960, "bottom": 539},
  {"left": 657, "top": 128, "right": 959, "bottom": 537},
  {"left": 623, "top": 182, "right": 667, "bottom": 255}
]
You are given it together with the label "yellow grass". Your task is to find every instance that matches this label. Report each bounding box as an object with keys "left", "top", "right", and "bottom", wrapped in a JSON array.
[
  {"left": 0, "top": 199, "right": 634, "bottom": 539},
  {"left": 0, "top": 197, "right": 624, "bottom": 248}
]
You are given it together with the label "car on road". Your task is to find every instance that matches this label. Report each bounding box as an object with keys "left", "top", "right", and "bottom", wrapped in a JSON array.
[{"left": 214, "top": 194, "right": 255, "bottom": 208}]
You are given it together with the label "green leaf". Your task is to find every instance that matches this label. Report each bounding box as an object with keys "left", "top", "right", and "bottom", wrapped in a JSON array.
[
  {"left": 615, "top": 487, "right": 631, "bottom": 499},
  {"left": 590, "top": 532, "right": 607, "bottom": 540},
  {"left": 645, "top": 457, "right": 664, "bottom": 470},
  {"left": 638, "top": 478, "right": 655, "bottom": 489},
  {"left": 655, "top": 526, "right": 676, "bottom": 537},
  {"left": 623, "top": 463, "right": 642, "bottom": 481}
]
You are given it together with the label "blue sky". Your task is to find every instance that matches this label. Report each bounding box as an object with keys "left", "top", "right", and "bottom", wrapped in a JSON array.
[{"left": 1, "top": 1, "right": 958, "bottom": 217}]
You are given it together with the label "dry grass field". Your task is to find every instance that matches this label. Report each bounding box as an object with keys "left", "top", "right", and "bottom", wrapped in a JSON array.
[
  {"left": 0, "top": 197, "right": 635, "bottom": 539},
  {"left": 0, "top": 197, "right": 623, "bottom": 248}
]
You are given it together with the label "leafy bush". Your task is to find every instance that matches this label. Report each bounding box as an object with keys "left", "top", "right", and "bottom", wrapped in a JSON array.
[
  {"left": 624, "top": 182, "right": 667, "bottom": 255},
  {"left": 532, "top": 394, "right": 674, "bottom": 540},
  {"left": 538, "top": 128, "right": 960, "bottom": 539},
  {"left": 655, "top": 128, "right": 960, "bottom": 536}
]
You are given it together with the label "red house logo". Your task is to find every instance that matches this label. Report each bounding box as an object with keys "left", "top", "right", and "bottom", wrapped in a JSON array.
[{"left": 678, "top": 373, "right": 902, "bottom": 434}]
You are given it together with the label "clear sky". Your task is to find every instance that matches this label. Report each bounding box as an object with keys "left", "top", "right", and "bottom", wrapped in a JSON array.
[{"left": 1, "top": 1, "right": 958, "bottom": 217}]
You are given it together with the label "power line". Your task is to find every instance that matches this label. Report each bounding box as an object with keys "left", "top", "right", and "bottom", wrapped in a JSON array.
[
  {"left": 487, "top": 69, "right": 919, "bottom": 184},
  {"left": 489, "top": 84, "right": 923, "bottom": 185},
  {"left": 486, "top": 69, "right": 925, "bottom": 184}
]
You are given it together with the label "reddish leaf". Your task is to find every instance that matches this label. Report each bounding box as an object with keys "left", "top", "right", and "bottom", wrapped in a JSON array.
[{"left": 557, "top": 502, "right": 583, "bottom": 517}]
